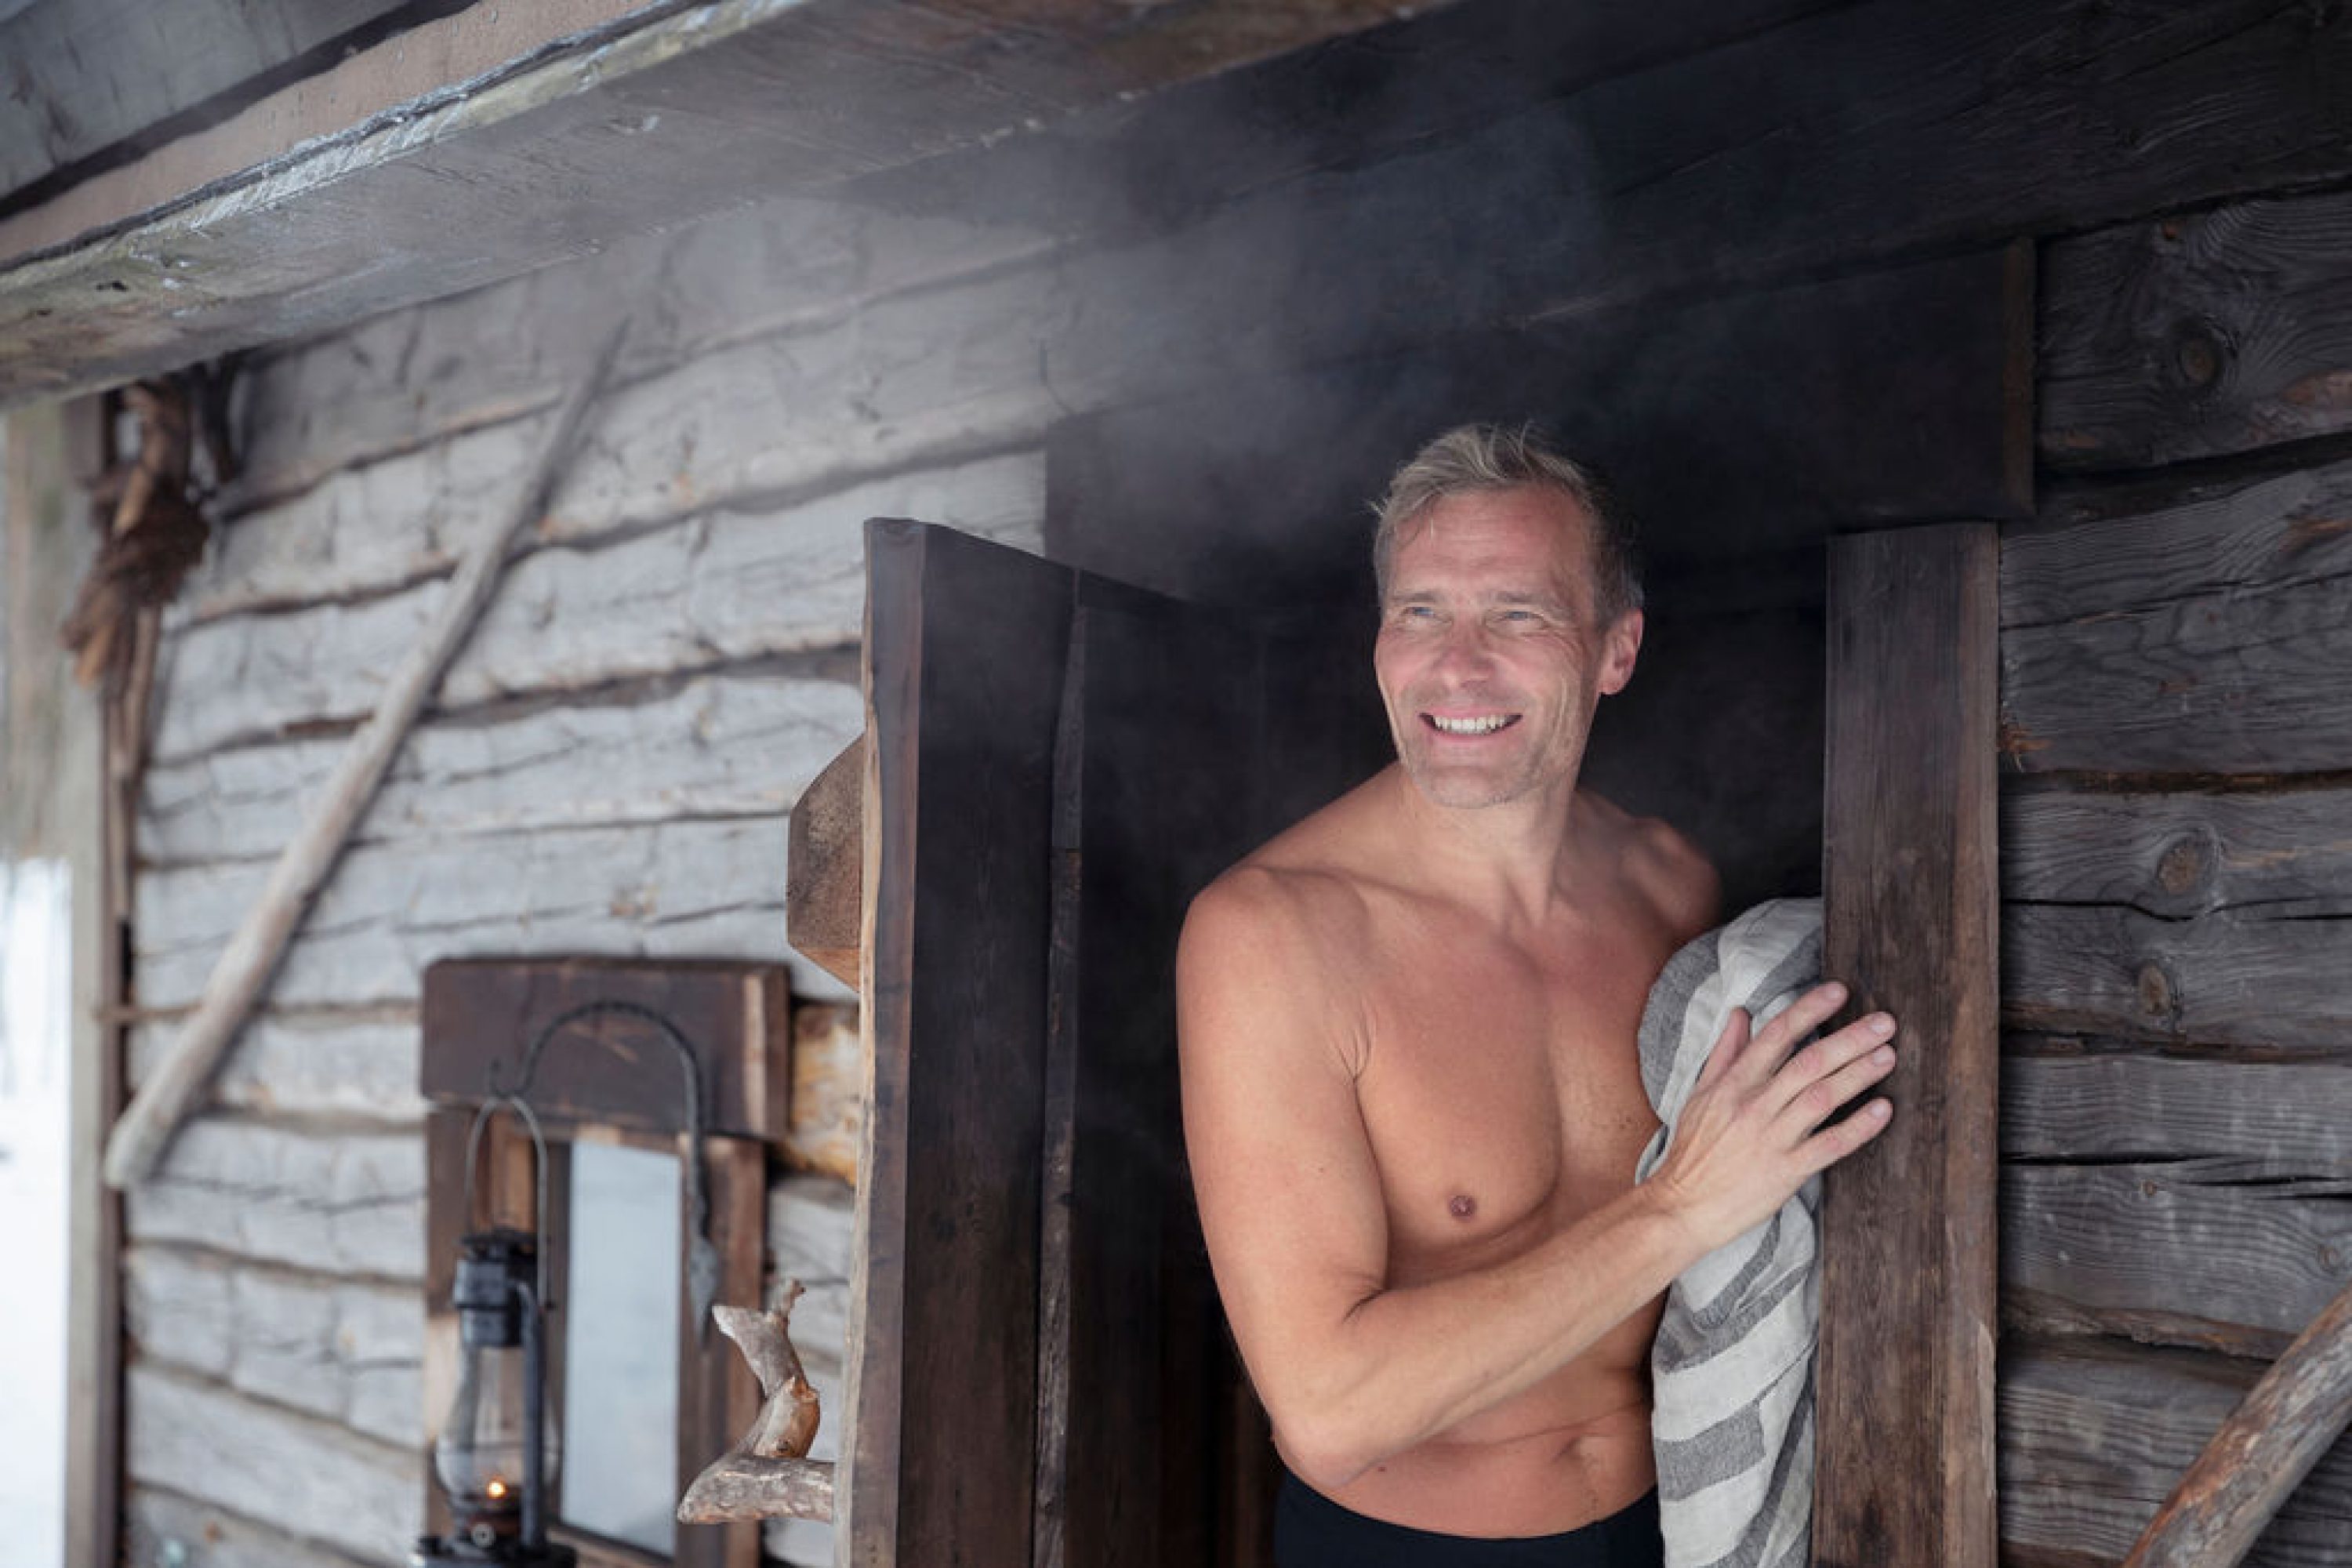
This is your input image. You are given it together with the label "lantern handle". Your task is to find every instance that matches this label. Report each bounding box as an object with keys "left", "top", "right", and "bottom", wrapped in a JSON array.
[
  {"left": 458, "top": 1091, "right": 554, "bottom": 1308},
  {"left": 488, "top": 998, "right": 720, "bottom": 1338}
]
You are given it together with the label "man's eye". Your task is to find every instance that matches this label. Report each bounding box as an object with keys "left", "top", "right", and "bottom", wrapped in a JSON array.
[{"left": 1496, "top": 609, "right": 1543, "bottom": 626}]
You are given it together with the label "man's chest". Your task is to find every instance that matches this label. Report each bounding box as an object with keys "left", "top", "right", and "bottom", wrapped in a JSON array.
[{"left": 1352, "top": 932, "right": 1665, "bottom": 1270}]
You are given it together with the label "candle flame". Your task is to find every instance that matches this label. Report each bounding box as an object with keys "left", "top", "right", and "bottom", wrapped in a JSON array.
[{"left": 486, "top": 1478, "right": 510, "bottom": 1501}]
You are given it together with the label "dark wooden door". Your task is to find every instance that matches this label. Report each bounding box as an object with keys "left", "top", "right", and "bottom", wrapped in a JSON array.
[{"left": 837, "top": 520, "right": 1361, "bottom": 1568}]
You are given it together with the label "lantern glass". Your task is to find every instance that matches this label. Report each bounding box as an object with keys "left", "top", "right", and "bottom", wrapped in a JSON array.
[{"left": 434, "top": 1334, "right": 561, "bottom": 1524}]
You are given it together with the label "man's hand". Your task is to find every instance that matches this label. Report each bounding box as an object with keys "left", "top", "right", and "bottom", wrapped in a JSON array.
[{"left": 1643, "top": 982, "right": 1895, "bottom": 1253}]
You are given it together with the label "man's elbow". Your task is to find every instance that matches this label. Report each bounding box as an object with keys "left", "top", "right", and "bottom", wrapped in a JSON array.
[{"left": 1261, "top": 1390, "right": 1393, "bottom": 1495}]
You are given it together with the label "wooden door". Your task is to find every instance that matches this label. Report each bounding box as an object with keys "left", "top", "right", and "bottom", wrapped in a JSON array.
[{"left": 837, "top": 520, "right": 1359, "bottom": 1568}]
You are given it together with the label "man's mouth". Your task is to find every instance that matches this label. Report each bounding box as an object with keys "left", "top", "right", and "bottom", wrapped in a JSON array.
[{"left": 1423, "top": 713, "right": 1519, "bottom": 736}]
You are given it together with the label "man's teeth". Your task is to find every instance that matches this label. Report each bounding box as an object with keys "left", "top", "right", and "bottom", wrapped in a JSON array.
[{"left": 1428, "top": 713, "right": 1514, "bottom": 735}]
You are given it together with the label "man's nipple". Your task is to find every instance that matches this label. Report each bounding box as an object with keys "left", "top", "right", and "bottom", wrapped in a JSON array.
[{"left": 1447, "top": 1193, "right": 1477, "bottom": 1221}]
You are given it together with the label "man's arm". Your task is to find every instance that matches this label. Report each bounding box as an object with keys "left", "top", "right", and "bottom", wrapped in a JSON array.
[{"left": 1175, "top": 869, "right": 1893, "bottom": 1493}]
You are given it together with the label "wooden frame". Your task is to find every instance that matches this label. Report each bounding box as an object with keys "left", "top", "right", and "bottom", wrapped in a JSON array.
[
  {"left": 420, "top": 959, "right": 789, "bottom": 1568},
  {"left": 1813, "top": 524, "right": 2002, "bottom": 1568}
]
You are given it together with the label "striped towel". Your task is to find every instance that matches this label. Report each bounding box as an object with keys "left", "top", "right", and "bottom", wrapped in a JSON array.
[{"left": 1634, "top": 898, "right": 1825, "bottom": 1568}]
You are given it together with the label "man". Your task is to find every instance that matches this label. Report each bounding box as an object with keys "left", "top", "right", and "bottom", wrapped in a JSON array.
[{"left": 1175, "top": 426, "right": 1896, "bottom": 1566}]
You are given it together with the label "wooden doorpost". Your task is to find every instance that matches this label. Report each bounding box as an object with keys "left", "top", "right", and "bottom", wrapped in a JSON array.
[{"left": 1813, "top": 524, "right": 2001, "bottom": 1568}]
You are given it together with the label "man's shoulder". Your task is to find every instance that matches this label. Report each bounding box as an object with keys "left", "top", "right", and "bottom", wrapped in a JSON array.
[{"left": 1591, "top": 797, "right": 1722, "bottom": 943}]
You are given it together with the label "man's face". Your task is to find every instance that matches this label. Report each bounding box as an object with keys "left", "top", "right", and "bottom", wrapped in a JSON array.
[{"left": 1373, "top": 485, "right": 1641, "bottom": 811}]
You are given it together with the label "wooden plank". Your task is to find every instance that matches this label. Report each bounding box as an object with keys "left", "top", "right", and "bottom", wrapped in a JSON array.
[
  {"left": 2000, "top": 568, "right": 2352, "bottom": 778},
  {"left": 2001, "top": 1341, "right": 2352, "bottom": 1568},
  {"left": 152, "top": 466, "right": 1039, "bottom": 763},
  {"left": 1047, "top": 583, "right": 1273, "bottom": 1568},
  {"left": 140, "top": 669, "right": 864, "bottom": 865},
  {"left": 125, "top": 1363, "right": 423, "bottom": 1563},
  {"left": 0, "top": 0, "right": 415, "bottom": 198},
  {"left": 1816, "top": 524, "right": 2001, "bottom": 1568},
  {"left": 122, "top": 1244, "right": 423, "bottom": 1446},
  {"left": 2003, "top": 904, "right": 2352, "bottom": 1051},
  {"left": 224, "top": 220, "right": 1051, "bottom": 512},
  {"left": 840, "top": 520, "right": 1070, "bottom": 1566},
  {"left": 133, "top": 816, "right": 792, "bottom": 1012},
  {"left": 786, "top": 739, "right": 864, "bottom": 991},
  {"left": 0, "top": 0, "right": 1445, "bottom": 408},
  {"left": 419, "top": 957, "right": 790, "bottom": 1142},
  {"left": 122, "top": 1117, "right": 424, "bottom": 1279},
  {"left": 2002, "top": 457, "right": 2352, "bottom": 630},
  {"left": 128, "top": 1486, "right": 380, "bottom": 1568},
  {"left": 2002, "top": 1163, "right": 2352, "bottom": 1358},
  {"left": 2003, "top": 785, "right": 2352, "bottom": 920},
  {"left": 195, "top": 440, "right": 1045, "bottom": 630},
  {"left": 2042, "top": 189, "right": 2352, "bottom": 474},
  {"left": 1049, "top": 249, "right": 2031, "bottom": 603},
  {"left": 2003, "top": 1052, "right": 2352, "bottom": 1172},
  {"left": 126, "top": 1012, "right": 424, "bottom": 1123}
]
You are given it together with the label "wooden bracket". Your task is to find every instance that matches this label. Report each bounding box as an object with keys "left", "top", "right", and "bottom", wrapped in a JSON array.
[{"left": 786, "top": 734, "right": 864, "bottom": 989}]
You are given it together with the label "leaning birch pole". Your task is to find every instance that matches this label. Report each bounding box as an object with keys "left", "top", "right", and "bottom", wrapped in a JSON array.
[
  {"left": 2122, "top": 1273, "right": 2352, "bottom": 1568},
  {"left": 101, "top": 322, "right": 630, "bottom": 1190}
]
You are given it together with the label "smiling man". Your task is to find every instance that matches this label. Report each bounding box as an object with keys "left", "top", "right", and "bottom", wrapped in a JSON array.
[{"left": 1175, "top": 426, "right": 1897, "bottom": 1567}]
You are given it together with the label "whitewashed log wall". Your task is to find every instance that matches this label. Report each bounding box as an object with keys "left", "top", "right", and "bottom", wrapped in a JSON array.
[
  {"left": 119, "top": 192, "right": 1065, "bottom": 1568},
  {"left": 1998, "top": 187, "right": 2352, "bottom": 1564}
]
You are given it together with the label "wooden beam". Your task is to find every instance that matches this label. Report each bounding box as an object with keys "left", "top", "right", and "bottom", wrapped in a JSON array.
[
  {"left": 0, "top": 0, "right": 419, "bottom": 203},
  {"left": 0, "top": 0, "right": 1460, "bottom": 409},
  {"left": 1815, "top": 524, "right": 2001, "bottom": 1568}
]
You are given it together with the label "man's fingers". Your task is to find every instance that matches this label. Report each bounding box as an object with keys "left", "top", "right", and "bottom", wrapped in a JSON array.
[
  {"left": 1697, "top": 1007, "right": 1752, "bottom": 1091},
  {"left": 1800, "top": 1096, "right": 1893, "bottom": 1173},
  {"left": 1777, "top": 1036, "right": 1897, "bottom": 1136},
  {"left": 1753, "top": 982, "right": 1851, "bottom": 1054}
]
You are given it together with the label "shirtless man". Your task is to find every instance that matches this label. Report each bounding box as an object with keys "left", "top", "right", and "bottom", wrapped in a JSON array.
[{"left": 1176, "top": 426, "right": 1897, "bottom": 1566}]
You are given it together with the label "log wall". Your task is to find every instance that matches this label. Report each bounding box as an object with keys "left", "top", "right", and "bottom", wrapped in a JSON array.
[
  {"left": 117, "top": 193, "right": 1058, "bottom": 1568},
  {"left": 96, "top": 5, "right": 2352, "bottom": 1566},
  {"left": 1998, "top": 185, "right": 2352, "bottom": 1564}
]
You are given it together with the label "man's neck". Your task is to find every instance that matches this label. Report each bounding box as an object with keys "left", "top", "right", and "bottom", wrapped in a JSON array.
[{"left": 1377, "top": 766, "right": 1598, "bottom": 931}]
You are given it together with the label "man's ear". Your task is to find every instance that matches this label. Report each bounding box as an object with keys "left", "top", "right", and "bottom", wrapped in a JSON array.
[{"left": 1597, "top": 608, "right": 1643, "bottom": 695}]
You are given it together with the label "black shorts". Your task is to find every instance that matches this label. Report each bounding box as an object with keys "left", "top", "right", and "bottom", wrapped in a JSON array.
[{"left": 1274, "top": 1474, "right": 1664, "bottom": 1568}]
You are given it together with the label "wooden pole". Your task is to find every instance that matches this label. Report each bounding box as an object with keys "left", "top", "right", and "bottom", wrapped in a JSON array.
[
  {"left": 100, "top": 322, "right": 629, "bottom": 1190},
  {"left": 2122, "top": 1278, "right": 2352, "bottom": 1568}
]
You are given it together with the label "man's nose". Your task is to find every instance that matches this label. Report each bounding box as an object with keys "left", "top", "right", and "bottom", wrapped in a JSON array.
[{"left": 1432, "top": 620, "right": 1496, "bottom": 674}]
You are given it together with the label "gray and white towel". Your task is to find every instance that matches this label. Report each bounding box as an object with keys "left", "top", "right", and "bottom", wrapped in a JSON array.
[{"left": 1635, "top": 897, "right": 1825, "bottom": 1568}]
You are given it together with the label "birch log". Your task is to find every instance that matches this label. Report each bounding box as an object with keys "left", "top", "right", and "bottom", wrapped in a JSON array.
[
  {"left": 100, "top": 321, "right": 628, "bottom": 1190},
  {"left": 2122, "top": 1276, "right": 2352, "bottom": 1568}
]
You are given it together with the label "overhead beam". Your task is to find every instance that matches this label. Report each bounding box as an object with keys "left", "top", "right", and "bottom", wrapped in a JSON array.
[{"left": 0, "top": 0, "right": 1460, "bottom": 409}]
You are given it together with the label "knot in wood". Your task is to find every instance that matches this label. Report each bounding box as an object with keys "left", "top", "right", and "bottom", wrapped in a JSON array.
[
  {"left": 2169, "top": 321, "right": 2227, "bottom": 392},
  {"left": 2154, "top": 833, "right": 2211, "bottom": 898},
  {"left": 2136, "top": 962, "right": 2177, "bottom": 1025}
]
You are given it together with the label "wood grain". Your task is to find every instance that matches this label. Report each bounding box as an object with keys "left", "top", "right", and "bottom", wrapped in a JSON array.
[
  {"left": 1816, "top": 523, "right": 2001, "bottom": 1568},
  {"left": 2042, "top": 190, "right": 2352, "bottom": 473},
  {"left": 125, "top": 1361, "right": 422, "bottom": 1562},
  {"left": 2001, "top": 1341, "right": 2352, "bottom": 1568},
  {"left": 2002, "top": 904, "right": 2352, "bottom": 1050},
  {"left": 2003, "top": 1163, "right": 2352, "bottom": 1357},
  {"left": 840, "top": 520, "right": 1070, "bottom": 1566},
  {"left": 2122, "top": 1279, "right": 2352, "bottom": 1568},
  {"left": 2003, "top": 1052, "right": 2352, "bottom": 1172},
  {"left": 2003, "top": 785, "right": 2352, "bottom": 920},
  {"left": 787, "top": 739, "right": 864, "bottom": 991}
]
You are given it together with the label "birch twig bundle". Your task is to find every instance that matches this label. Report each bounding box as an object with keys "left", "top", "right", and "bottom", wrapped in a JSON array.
[{"left": 100, "top": 323, "right": 630, "bottom": 1190}]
